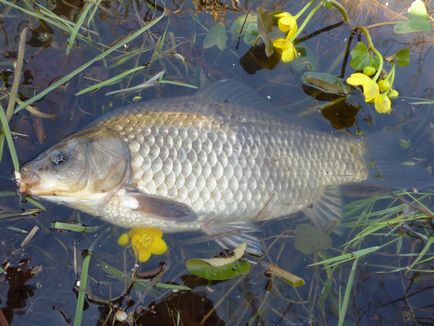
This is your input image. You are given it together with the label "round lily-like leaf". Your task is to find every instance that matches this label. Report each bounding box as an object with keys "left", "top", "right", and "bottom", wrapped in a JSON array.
[
  {"left": 203, "top": 24, "right": 228, "bottom": 51},
  {"left": 294, "top": 224, "right": 332, "bottom": 255},
  {"left": 350, "top": 42, "right": 371, "bottom": 71},
  {"left": 230, "top": 13, "right": 258, "bottom": 45}
]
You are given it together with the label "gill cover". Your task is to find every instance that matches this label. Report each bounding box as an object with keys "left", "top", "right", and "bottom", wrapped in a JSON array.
[{"left": 19, "top": 127, "right": 130, "bottom": 198}]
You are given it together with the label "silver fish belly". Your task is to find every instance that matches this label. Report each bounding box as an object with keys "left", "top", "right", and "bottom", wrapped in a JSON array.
[{"left": 94, "top": 95, "right": 368, "bottom": 231}]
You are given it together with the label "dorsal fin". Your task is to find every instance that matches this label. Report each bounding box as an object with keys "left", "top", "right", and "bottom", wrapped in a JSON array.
[{"left": 196, "top": 80, "right": 272, "bottom": 110}]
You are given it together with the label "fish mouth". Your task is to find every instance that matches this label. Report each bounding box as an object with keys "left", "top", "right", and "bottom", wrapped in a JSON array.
[{"left": 17, "top": 167, "right": 41, "bottom": 195}]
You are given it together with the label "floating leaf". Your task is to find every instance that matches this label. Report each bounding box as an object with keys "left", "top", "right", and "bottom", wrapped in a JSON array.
[
  {"left": 350, "top": 42, "right": 371, "bottom": 71},
  {"left": 321, "top": 98, "right": 359, "bottom": 130},
  {"left": 302, "top": 72, "right": 351, "bottom": 98},
  {"left": 265, "top": 264, "right": 305, "bottom": 287},
  {"left": 294, "top": 224, "right": 332, "bottom": 255},
  {"left": 186, "top": 258, "right": 251, "bottom": 281},
  {"left": 203, "top": 23, "right": 227, "bottom": 51},
  {"left": 230, "top": 13, "right": 258, "bottom": 45},
  {"left": 239, "top": 44, "right": 280, "bottom": 74},
  {"left": 394, "top": 0, "right": 432, "bottom": 34},
  {"left": 393, "top": 48, "right": 410, "bottom": 67}
]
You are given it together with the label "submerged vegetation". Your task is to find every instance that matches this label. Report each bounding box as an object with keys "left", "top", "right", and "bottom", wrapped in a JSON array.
[{"left": 0, "top": 0, "right": 432, "bottom": 325}]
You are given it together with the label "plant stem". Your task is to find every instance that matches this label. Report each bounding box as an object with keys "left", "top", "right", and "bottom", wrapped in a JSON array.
[
  {"left": 291, "top": 1, "right": 322, "bottom": 41},
  {"left": 386, "top": 63, "right": 396, "bottom": 96},
  {"left": 295, "top": 0, "right": 314, "bottom": 20},
  {"left": 366, "top": 21, "right": 406, "bottom": 29},
  {"left": 329, "top": 0, "right": 351, "bottom": 24},
  {"left": 6, "top": 27, "right": 27, "bottom": 121},
  {"left": 353, "top": 25, "right": 383, "bottom": 81}
]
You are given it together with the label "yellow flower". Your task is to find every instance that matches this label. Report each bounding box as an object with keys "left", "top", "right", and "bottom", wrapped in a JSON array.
[
  {"left": 347, "top": 73, "right": 393, "bottom": 114},
  {"left": 374, "top": 94, "right": 392, "bottom": 114},
  {"left": 272, "top": 38, "right": 297, "bottom": 63},
  {"left": 275, "top": 12, "right": 298, "bottom": 39},
  {"left": 117, "top": 227, "right": 168, "bottom": 263},
  {"left": 346, "top": 73, "right": 379, "bottom": 103}
]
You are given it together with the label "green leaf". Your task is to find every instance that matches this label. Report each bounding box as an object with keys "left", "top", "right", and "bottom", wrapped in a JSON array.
[
  {"left": 230, "top": 13, "right": 258, "bottom": 45},
  {"left": 257, "top": 8, "right": 275, "bottom": 57},
  {"left": 203, "top": 24, "right": 227, "bottom": 51},
  {"left": 394, "top": 0, "right": 432, "bottom": 34},
  {"left": 294, "top": 224, "right": 332, "bottom": 255},
  {"left": 394, "top": 48, "right": 410, "bottom": 66},
  {"left": 186, "top": 258, "right": 251, "bottom": 281},
  {"left": 350, "top": 42, "right": 371, "bottom": 70}
]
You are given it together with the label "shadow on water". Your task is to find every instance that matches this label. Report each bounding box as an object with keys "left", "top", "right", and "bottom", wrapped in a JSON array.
[{"left": 0, "top": 0, "right": 433, "bottom": 325}]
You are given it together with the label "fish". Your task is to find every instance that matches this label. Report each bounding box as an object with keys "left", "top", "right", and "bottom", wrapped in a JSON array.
[{"left": 17, "top": 80, "right": 372, "bottom": 255}]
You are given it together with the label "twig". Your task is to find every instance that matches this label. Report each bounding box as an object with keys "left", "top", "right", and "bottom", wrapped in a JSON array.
[
  {"left": 20, "top": 225, "right": 39, "bottom": 248},
  {"left": 6, "top": 26, "right": 27, "bottom": 121}
]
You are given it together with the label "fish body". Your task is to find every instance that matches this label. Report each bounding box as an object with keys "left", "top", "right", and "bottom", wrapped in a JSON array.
[
  {"left": 18, "top": 82, "right": 369, "bottom": 251},
  {"left": 96, "top": 96, "right": 367, "bottom": 230}
]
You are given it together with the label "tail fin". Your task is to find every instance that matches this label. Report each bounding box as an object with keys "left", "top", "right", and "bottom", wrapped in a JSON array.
[{"left": 365, "top": 120, "right": 433, "bottom": 190}]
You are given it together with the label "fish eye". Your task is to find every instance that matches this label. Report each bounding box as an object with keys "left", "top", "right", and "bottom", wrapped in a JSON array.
[{"left": 50, "top": 150, "right": 68, "bottom": 166}]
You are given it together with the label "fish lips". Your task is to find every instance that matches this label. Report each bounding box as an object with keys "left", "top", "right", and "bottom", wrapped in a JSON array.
[{"left": 17, "top": 166, "right": 41, "bottom": 195}]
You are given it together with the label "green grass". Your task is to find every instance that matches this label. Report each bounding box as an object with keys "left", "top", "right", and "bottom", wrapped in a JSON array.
[
  {"left": 73, "top": 250, "right": 92, "bottom": 326},
  {"left": 14, "top": 9, "right": 165, "bottom": 114},
  {"left": 0, "top": 104, "right": 20, "bottom": 173},
  {"left": 310, "top": 189, "right": 433, "bottom": 323}
]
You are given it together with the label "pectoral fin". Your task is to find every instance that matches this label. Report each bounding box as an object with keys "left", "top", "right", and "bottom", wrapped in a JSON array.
[
  {"left": 201, "top": 221, "right": 264, "bottom": 256},
  {"left": 303, "top": 185, "right": 342, "bottom": 232},
  {"left": 120, "top": 189, "right": 197, "bottom": 222}
]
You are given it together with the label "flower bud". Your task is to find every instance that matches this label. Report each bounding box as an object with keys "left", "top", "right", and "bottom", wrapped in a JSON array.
[
  {"left": 363, "top": 66, "right": 376, "bottom": 76},
  {"left": 389, "top": 89, "right": 399, "bottom": 98},
  {"left": 377, "top": 79, "right": 391, "bottom": 92}
]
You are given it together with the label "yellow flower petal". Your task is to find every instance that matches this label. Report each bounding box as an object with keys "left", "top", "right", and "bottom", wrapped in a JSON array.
[
  {"left": 137, "top": 249, "right": 151, "bottom": 263},
  {"left": 117, "top": 233, "right": 130, "bottom": 246},
  {"left": 128, "top": 227, "right": 162, "bottom": 238},
  {"left": 272, "top": 38, "right": 290, "bottom": 49},
  {"left": 346, "top": 73, "right": 379, "bottom": 103},
  {"left": 274, "top": 12, "right": 289, "bottom": 18},
  {"left": 363, "top": 81, "right": 379, "bottom": 103},
  {"left": 374, "top": 94, "right": 392, "bottom": 114},
  {"left": 150, "top": 238, "right": 168, "bottom": 255},
  {"left": 346, "top": 73, "right": 372, "bottom": 86},
  {"left": 281, "top": 44, "right": 297, "bottom": 63},
  {"left": 275, "top": 12, "right": 298, "bottom": 37}
]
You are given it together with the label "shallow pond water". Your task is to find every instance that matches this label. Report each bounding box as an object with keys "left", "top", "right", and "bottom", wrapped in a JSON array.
[{"left": 0, "top": 1, "right": 433, "bottom": 325}]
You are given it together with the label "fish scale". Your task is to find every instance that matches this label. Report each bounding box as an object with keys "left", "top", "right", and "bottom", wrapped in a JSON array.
[{"left": 92, "top": 95, "right": 368, "bottom": 231}]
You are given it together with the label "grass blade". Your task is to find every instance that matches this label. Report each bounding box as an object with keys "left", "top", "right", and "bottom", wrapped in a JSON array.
[
  {"left": 0, "top": 105, "right": 20, "bottom": 172},
  {"left": 14, "top": 11, "right": 165, "bottom": 114},
  {"left": 75, "top": 65, "right": 147, "bottom": 95},
  {"left": 338, "top": 258, "right": 358, "bottom": 326},
  {"left": 406, "top": 236, "right": 434, "bottom": 274},
  {"left": 52, "top": 222, "right": 100, "bottom": 233},
  {"left": 66, "top": 0, "right": 98, "bottom": 55},
  {"left": 73, "top": 250, "right": 92, "bottom": 326}
]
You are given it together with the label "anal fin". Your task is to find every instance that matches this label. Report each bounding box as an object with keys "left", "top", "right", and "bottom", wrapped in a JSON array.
[
  {"left": 303, "top": 185, "right": 343, "bottom": 232},
  {"left": 201, "top": 221, "right": 264, "bottom": 257}
]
